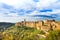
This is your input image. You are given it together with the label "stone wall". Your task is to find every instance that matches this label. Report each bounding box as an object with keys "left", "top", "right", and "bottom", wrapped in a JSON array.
[{"left": 15, "top": 20, "right": 60, "bottom": 31}]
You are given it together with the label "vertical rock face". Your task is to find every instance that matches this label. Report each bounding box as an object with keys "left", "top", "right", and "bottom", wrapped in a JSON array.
[{"left": 15, "top": 19, "right": 60, "bottom": 31}]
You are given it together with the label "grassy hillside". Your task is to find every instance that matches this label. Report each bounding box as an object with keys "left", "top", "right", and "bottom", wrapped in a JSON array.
[
  {"left": 0, "top": 25, "right": 60, "bottom": 40},
  {"left": 2, "top": 25, "right": 45, "bottom": 40}
]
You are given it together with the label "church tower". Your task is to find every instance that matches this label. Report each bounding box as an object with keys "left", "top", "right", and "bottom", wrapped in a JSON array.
[{"left": 24, "top": 19, "right": 26, "bottom": 26}]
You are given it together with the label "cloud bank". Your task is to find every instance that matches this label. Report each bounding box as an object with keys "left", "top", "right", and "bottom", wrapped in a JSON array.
[{"left": 0, "top": 0, "right": 60, "bottom": 22}]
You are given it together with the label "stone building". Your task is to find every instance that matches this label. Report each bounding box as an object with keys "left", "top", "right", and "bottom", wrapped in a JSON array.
[{"left": 15, "top": 19, "right": 60, "bottom": 31}]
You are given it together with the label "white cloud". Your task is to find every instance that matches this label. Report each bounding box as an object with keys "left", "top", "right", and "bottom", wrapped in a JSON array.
[
  {"left": 0, "top": 13, "right": 6, "bottom": 17},
  {"left": 0, "top": 0, "right": 59, "bottom": 9},
  {"left": 0, "top": 0, "right": 35, "bottom": 9},
  {"left": 0, "top": 16, "right": 41, "bottom": 23},
  {"left": 7, "top": 13, "right": 19, "bottom": 17},
  {"left": 0, "top": 0, "right": 60, "bottom": 22},
  {"left": 0, "top": 16, "right": 28, "bottom": 23},
  {"left": 36, "top": 0, "right": 57, "bottom": 8}
]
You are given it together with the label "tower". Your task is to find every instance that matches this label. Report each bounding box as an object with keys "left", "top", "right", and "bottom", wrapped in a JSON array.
[{"left": 24, "top": 19, "right": 26, "bottom": 26}]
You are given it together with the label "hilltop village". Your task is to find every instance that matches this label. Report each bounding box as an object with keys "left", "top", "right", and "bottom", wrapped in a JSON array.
[
  {"left": 15, "top": 19, "right": 60, "bottom": 31},
  {"left": 0, "top": 19, "right": 60, "bottom": 40}
]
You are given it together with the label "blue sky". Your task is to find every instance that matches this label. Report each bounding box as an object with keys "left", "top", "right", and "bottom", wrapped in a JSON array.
[{"left": 0, "top": 0, "right": 60, "bottom": 22}]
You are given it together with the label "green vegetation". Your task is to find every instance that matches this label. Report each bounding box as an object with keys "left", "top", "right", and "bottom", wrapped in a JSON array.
[
  {"left": 46, "top": 30, "right": 60, "bottom": 40},
  {"left": 2, "top": 25, "right": 45, "bottom": 40},
  {"left": 0, "top": 25, "right": 60, "bottom": 40}
]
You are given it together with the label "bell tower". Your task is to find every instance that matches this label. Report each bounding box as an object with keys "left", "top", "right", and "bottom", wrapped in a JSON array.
[{"left": 24, "top": 19, "right": 26, "bottom": 26}]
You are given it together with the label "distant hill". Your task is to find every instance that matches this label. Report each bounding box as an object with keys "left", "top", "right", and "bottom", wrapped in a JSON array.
[{"left": 0, "top": 22, "right": 15, "bottom": 31}]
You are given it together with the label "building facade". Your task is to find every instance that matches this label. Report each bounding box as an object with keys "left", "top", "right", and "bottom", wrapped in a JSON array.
[{"left": 15, "top": 19, "right": 60, "bottom": 31}]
